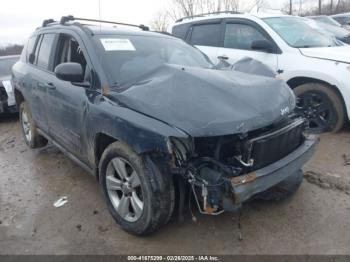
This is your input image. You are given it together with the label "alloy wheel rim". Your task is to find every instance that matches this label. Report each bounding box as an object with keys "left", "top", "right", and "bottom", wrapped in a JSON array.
[
  {"left": 21, "top": 110, "right": 32, "bottom": 142},
  {"left": 295, "top": 91, "right": 336, "bottom": 132},
  {"left": 106, "top": 157, "right": 144, "bottom": 222}
]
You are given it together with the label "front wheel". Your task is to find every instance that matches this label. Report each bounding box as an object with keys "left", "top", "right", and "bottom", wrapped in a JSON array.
[
  {"left": 99, "top": 141, "right": 175, "bottom": 235},
  {"left": 294, "top": 83, "right": 345, "bottom": 133}
]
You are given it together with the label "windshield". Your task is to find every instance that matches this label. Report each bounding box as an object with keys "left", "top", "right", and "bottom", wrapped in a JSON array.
[
  {"left": 305, "top": 19, "right": 350, "bottom": 38},
  {"left": 264, "top": 17, "right": 341, "bottom": 48},
  {"left": 0, "top": 57, "right": 18, "bottom": 78},
  {"left": 314, "top": 16, "right": 341, "bottom": 27},
  {"left": 333, "top": 16, "right": 350, "bottom": 25},
  {"left": 94, "top": 35, "right": 213, "bottom": 87}
]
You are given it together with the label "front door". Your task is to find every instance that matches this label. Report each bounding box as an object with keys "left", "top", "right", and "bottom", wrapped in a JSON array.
[
  {"left": 217, "top": 20, "right": 279, "bottom": 72},
  {"left": 47, "top": 33, "right": 91, "bottom": 159}
]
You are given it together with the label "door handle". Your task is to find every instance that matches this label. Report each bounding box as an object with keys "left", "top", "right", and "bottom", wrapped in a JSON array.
[
  {"left": 218, "top": 55, "right": 229, "bottom": 60},
  {"left": 38, "top": 82, "right": 56, "bottom": 90}
]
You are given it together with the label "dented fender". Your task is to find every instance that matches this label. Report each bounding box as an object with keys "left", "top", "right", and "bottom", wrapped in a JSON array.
[{"left": 84, "top": 96, "right": 189, "bottom": 167}]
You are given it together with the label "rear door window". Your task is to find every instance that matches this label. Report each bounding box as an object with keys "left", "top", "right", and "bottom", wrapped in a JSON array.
[
  {"left": 36, "top": 33, "right": 56, "bottom": 70},
  {"left": 189, "top": 23, "right": 221, "bottom": 47}
]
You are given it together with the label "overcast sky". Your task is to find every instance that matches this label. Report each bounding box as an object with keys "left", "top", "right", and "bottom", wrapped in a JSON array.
[{"left": 0, "top": 0, "right": 285, "bottom": 46}]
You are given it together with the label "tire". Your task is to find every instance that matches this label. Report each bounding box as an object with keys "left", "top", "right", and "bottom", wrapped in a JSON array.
[
  {"left": 293, "top": 83, "right": 345, "bottom": 133},
  {"left": 254, "top": 170, "right": 303, "bottom": 201},
  {"left": 19, "top": 101, "right": 48, "bottom": 148},
  {"left": 99, "top": 141, "right": 175, "bottom": 235}
]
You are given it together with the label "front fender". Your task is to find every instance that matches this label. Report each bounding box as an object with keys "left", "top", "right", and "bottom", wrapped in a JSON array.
[{"left": 87, "top": 99, "right": 189, "bottom": 160}]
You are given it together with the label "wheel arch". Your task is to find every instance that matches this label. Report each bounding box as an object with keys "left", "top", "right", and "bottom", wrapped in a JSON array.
[
  {"left": 14, "top": 88, "right": 25, "bottom": 106},
  {"left": 286, "top": 76, "right": 348, "bottom": 120},
  {"left": 93, "top": 131, "right": 173, "bottom": 180},
  {"left": 94, "top": 133, "right": 118, "bottom": 170}
]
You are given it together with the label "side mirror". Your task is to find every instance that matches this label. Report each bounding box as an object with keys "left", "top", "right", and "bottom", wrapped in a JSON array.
[
  {"left": 251, "top": 40, "right": 274, "bottom": 53},
  {"left": 54, "top": 62, "right": 84, "bottom": 82}
]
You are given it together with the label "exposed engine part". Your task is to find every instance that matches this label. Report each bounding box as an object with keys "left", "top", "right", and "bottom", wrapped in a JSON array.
[
  {"left": 171, "top": 117, "right": 306, "bottom": 216},
  {"left": 188, "top": 170, "right": 225, "bottom": 215},
  {"left": 186, "top": 158, "right": 241, "bottom": 215},
  {"left": 234, "top": 155, "right": 254, "bottom": 167},
  {"left": 170, "top": 137, "right": 192, "bottom": 166}
]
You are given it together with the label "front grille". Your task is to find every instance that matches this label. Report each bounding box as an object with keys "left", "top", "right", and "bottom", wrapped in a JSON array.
[{"left": 243, "top": 118, "right": 305, "bottom": 170}]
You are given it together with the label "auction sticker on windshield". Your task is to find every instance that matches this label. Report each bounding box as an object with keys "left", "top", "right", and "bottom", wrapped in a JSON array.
[{"left": 100, "top": 38, "right": 136, "bottom": 51}]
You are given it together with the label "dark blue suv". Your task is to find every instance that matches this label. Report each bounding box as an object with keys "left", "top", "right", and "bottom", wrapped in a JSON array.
[{"left": 12, "top": 16, "right": 317, "bottom": 235}]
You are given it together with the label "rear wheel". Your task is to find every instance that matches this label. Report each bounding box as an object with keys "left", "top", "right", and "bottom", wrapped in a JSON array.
[
  {"left": 294, "top": 83, "right": 344, "bottom": 133},
  {"left": 19, "top": 101, "right": 48, "bottom": 148},
  {"left": 99, "top": 141, "right": 175, "bottom": 235}
]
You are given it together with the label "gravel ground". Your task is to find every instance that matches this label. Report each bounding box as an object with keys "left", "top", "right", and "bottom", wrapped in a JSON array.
[{"left": 0, "top": 114, "right": 349, "bottom": 255}]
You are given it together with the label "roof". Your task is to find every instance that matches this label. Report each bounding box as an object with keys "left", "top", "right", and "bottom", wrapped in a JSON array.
[
  {"left": 331, "top": 12, "right": 350, "bottom": 17},
  {"left": 307, "top": 15, "right": 327, "bottom": 18},
  {"left": 37, "top": 23, "right": 173, "bottom": 39},
  {"left": 86, "top": 25, "right": 172, "bottom": 37},
  {"left": 174, "top": 12, "right": 292, "bottom": 25}
]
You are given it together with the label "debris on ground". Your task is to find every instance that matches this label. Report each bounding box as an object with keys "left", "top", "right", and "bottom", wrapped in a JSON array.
[
  {"left": 98, "top": 225, "right": 108, "bottom": 232},
  {"left": 343, "top": 154, "right": 350, "bottom": 166},
  {"left": 76, "top": 224, "right": 82, "bottom": 232},
  {"left": 93, "top": 210, "right": 99, "bottom": 215},
  {"left": 53, "top": 196, "right": 68, "bottom": 208},
  {"left": 304, "top": 171, "right": 350, "bottom": 194}
]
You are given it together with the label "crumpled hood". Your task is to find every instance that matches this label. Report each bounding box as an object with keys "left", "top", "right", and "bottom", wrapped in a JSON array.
[
  {"left": 300, "top": 46, "right": 350, "bottom": 63},
  {"left": 111, "top": 64, "right": 295, "bottom": 137}
]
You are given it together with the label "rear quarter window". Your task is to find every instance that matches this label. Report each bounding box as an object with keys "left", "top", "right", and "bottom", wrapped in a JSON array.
[{"left": 189, "top": 23, "right": 221, "bottom": 47}]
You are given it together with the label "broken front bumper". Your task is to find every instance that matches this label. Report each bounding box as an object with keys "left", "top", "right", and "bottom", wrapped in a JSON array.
[{"left": 231, "top": 135, "right": 318, "bottom": 204}]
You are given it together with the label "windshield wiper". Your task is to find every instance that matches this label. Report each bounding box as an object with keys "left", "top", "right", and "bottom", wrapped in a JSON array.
[{"left": 295, "top": 45, "right": 312, "bottom": 48}]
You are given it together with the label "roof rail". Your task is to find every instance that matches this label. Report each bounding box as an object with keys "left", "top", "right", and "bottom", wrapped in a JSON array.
[
  {"left": 175, "top": 11, "right": 241, "bottom": 22},
  {"left": 59, "top": 15, "right": 150, "bottom": 31}
]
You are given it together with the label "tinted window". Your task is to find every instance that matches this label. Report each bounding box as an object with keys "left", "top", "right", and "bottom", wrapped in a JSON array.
[
  {"left": 37, "top": 34, "right": 55, "bottom": 70},
  {"left": 224, "top": 23, "right": 268, "bottom": 50},
  {"left": 33, "top": 35, "right": 42, "bottom": 65},
  {"left": 190, "top": 24, "right": 221, "bottom": 47},
  {"left": 26, "top": 36, "right": 37, "bottom": 62},
  {"left": 55, "top": 35, "right": 87, "bottom": 69},
  {"left": 333, "top": 16, "right": 350, "bottom": 25}
]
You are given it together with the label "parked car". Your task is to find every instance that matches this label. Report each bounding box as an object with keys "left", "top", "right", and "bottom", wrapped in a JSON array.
[
  {"left": 308, "top": 15, "right": 344, "bottom": 28},
  {"left": 0, "top": 55, "right": 19, "bottom": 114},
  {"left": 172, "top": 13, "right": 350, "bottom": 133},
  {"left": 331, "top": 13, "right": 350, "bottom": 30},
  {"left": 304, "top": 18, "right": 350, "bottom": 44},
  {"left": 12, "top": 16, "right": 317, "bottom": 235}
]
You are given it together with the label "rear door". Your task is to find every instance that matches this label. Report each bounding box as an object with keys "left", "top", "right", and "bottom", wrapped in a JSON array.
[
  {"left": 27, "top": 33, "right": 57, "bottom": 133},
  {"left": 217, "top": 19, "right": 279, "bottom": 71},
  {"left": 187, "top": 22, "right": 222, "bottom": 64}
]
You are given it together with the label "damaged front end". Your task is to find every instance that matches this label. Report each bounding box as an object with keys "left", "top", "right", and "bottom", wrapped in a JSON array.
[{"left": 169, "top": 117, "right": 317, "bottom": 215}]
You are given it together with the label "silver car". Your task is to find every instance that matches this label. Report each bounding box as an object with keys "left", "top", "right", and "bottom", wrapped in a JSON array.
[{"left": 0, "top": 55, "right": 19, "bottom": 114}]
